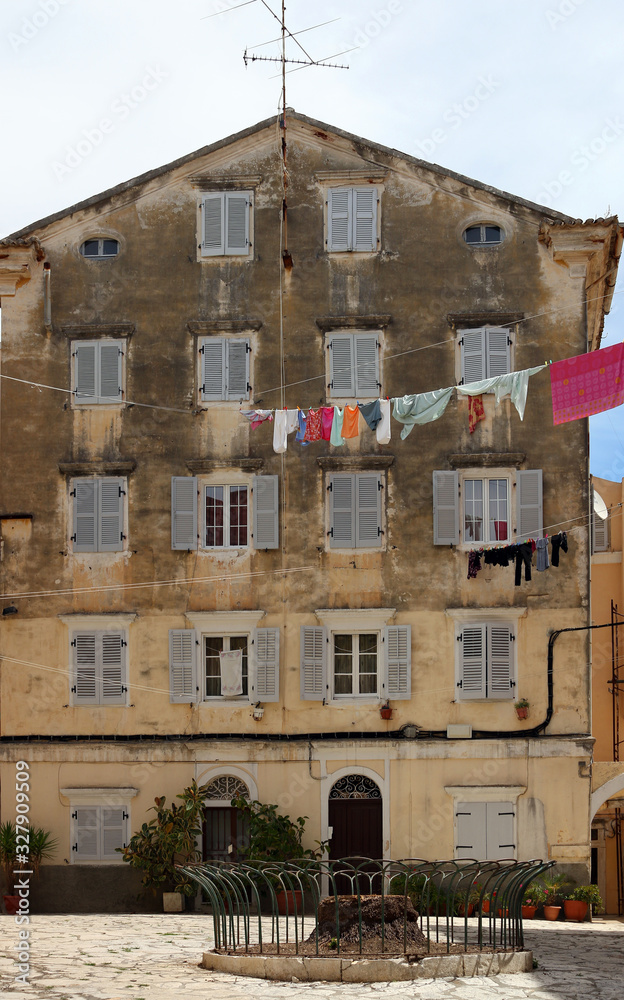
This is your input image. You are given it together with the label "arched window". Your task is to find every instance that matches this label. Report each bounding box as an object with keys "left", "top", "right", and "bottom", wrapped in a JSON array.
[
  {"left": 80, "top": 238, "right": 120, "bottom": 259},
  {"left": 204, "top": 775, "right": 250, "bottom": 801},
  {"left": 329, "top": 774, "right": 381, "bottom": 799},
  {"left": 462, "top": 224, "right": 503, "bottom": 247}
]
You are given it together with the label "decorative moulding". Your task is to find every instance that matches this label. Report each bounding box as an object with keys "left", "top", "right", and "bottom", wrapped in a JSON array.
[
  {"left": 317, "top": 456, "right": 394, "bottom": 471},
  {"left": 61, "top": 786, "right": 139, "bottom": 804},
  {"left": 188, "top": 320, "right": 262, "bottom": 335},
  {"left": 315, "top": 168, "right": 388, "bottom": 182},
  {"left": 447, "top": 312, "right": 523, "bottom": 329},
  {"left": 186, "top": 459, "right": 264, "bottom": 473},
  {"left": 187, "top": 174, "right": 263, "bottom": 190},
  {"left": 315, "top": 608, "right": 396, "bottom": 631},
  {"left": 316, "top": 315, "right": 392, "bottom": 332},
  {"left": 0, "top": 243, "right": 43, "bottom": 296},
  {"left": 444, "top": 784, "right": 527, "bottom": 801},
  {"left": 61, "top": 324, "right": 135, "bottom": 339},
  {"left": 186, "top": 610, "right": 265, "bottom": 631},
  {"left": 59, "top": 460, "right": 137, "bottom": 476},
  {"left": 59, "top": 613, "right": 137, "bottom": 629},
  {"left": 448, "top": 453, "right": 525, "bottom": 468},
  {"left": 0, "top": 513, "right": 34, "bottom": 520},
  {"left": 445, "top": 607, "right": 527, "bottom": 623}
]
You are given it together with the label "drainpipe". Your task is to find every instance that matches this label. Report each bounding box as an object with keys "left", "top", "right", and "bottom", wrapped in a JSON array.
[{"left": 43, "top": 262, "right": 52, "bottom": 332}]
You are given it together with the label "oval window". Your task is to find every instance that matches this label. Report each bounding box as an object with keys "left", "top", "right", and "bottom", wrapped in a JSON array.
[
  {"left": 463, "top": 224, "right": 503, "bottom": 247},
  {"left": 80, "top": 238, "right": 119, "bottom": 259}
]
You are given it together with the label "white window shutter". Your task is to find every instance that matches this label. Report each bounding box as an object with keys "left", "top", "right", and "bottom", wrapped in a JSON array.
[
  {"left": 171, "top": 476, "right": 198, "bottom": 550},
  {"left": 73, "top": 806, "right": 99, "bottom": 859},
  {"left": 102, "top": 807, "right": 127, "bottom": 858},
  {"left": 74, "top": 342, "right": 97, "bottom": 402},
  {"left": 458, "top": 624, "right": 486, "bottom": 699},
  {"left": 300, "top": 626, "right": 327, "bottom": 700},
  {"left": 384, "top": 624, "right": 411, "bottom": 699},
  {"left": 73, "top": 479, "right": 98, "bottom": 552},
  {"left": 354, "top": 333, "right": 380, "bottom": 396},
  {"left": 169, "top": 629, "right": 197, "bottom": 703},
  {"left": 98, "top": 478, "right": 124, "bottom": 552},
  {"left": 201, "top": 338, "right": 226, "bottom": 401},
  {"left": 593, "top": 508, "right": 608, "bottom": 552},
  {"left": 328, "top": 188, "right": 351, "bottom": 251},
  {"left": 330, "top": 474, "right": 355, "bottom": 548},
  {"left": 485, "top": 327, "right": 510, "bottom": 378},
  {"left": 356, "top": 473, "right": 382, "bottom": 548},
  {"left": 201, "top": 194, "right": 224, "bottom": 256},
  {"left": 225, "top": 193, "right": 249, "bottom": 255},
  {"left": 486, "top": 802, "right": 516, "bottom": 859},
  {"left": 516, "top": 469, "right": 543, "bottom": 541},
  {"left": 329, "top": 334, "right": 355, "bottom": 396},
  {"left": 353, "top": 187, "right": 377, "bottom": 251},
  {"left": 488, "top": 625, "right": 514, "bottom": 699},
  {"left": 73, "top": 631, "right": 97, "bottom": 703},
  {"left": 101, "top": 632, "right": 126, "bottom": 703},
  {"left": 99, "top": 341, "right": 123, "bottom": 402},
  {"left": 461, "top": 328, "right": 486, "bottom": 384},
  {"left": 252, "top": 627, "right": 280, "bottom": 702},
  {"left": 226, "top": 339, "right": 250, "bottom": 400},
  {"left": 455, "top": 802, "right": 487, "bottom": 860},
  {"left": 253, "top": 475, "right": 279, "bottom": 549},
  {"left": 433, "top": 471, "right": 459, "bottom": 545}
]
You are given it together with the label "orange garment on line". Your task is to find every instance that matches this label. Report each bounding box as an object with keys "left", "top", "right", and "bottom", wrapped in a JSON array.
[
  {"left": 468, "top": 394, "right": 485, "bottom": 433},
  {"left": 341, "top": 405, "right": 360, "bottom": 438}
]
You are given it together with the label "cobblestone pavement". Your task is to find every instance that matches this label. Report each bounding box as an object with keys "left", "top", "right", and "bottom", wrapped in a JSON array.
[{"left": 1, "top": 913, "right": 623, "bottom": 1000}]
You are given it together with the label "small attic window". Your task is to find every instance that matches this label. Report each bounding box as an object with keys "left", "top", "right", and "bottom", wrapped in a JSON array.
[
  {"left": 463, "top": 225, "right": 503, "bottom": 247},
  {"left": 80, "top": 238, "right": 119, "bottom": 259}
]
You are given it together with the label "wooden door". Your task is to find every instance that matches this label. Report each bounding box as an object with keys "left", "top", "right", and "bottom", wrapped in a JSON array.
[
  {"left": 328, "top": 798, "right": 383, "bottom": 893},
  {"left": 203, "top": 806, "right": 248, "bottom": 863}
]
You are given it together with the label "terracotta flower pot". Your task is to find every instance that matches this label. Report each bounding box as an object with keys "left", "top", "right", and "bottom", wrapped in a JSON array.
[
  {"left": 457, "top": 903, "right": 474, "bottom": 917},
  {"left": 543, "top": 905, "right": 561, "bottom": 920},
  {"left": 563, "top": 900, "right": 588, "bottom": 922},
  {"left": 276, "top": 889, "right": 302, "bottom": 915},
  {"left": 380, "top": 708, "right": 393, "bottom": 720},
  {"left": 521, "top": 905, "right": 538, "bottom": 919},
  {"left": 481, "top": 899, "right": 491, "bottom": 913},
  {"left": 3, "top": 895, "right": 20, "bottom": 915},
  {"left": 515, "top": 706, "right": 529, "bottom": 720}
]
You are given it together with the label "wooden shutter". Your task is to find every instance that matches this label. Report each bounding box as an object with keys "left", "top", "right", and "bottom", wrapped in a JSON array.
[
  {"left": 461, "top": 328, "right": 486, "bottom": 384},
  {"left": 455, "top": 802, "right": 487, "bottom": 860},
  {"left": 98, "top": 478, "right": 124, "bottom": 552},
  {"left": 330, "top": 474, "right": 355, "bottom": 548},
  {"left": 384, "top": 624, "right": 411, "bottom": 699},
  {"left": 101, "top": 632, "right": 126, "bottom": 703},
  {"left": 485, "top": 327, "right": 510, "bottom": 377},
  {"left": 73, "top": 632, "right": 97, "bottom": 703},
  {"left": 169, "top": 629, "right": 197, "bottom": 703},
  {"left": 433, "top": 471, "right": 459, "bottom": 545},
  {"left": 225, "top": 339, "right": 250, "bottom": 400},
  {"left": 486, "top": 802, "right": 516, "bottom": 859},
  {"left": 201, "top": 193, "right": 224, "bottom": 256},
  {"left": 171, "top": 476, "right": 197, "bottom": 550},
  {"left": 200, "top": 337, "right": 226, "bottom": 401},
  {"left": 252, "top": 627, "right": 279, "bottom": 702},
  {"left": 225, "top": 193, "right": 249, "bottom": 255},
  {"left": 328, "top": 188, "right": 351, "bottom": 251},
  {"left": 300, "top": 626, "right": 327, "bottom": 701},
  {"left": 99, "top": 341, "right": 123, "bottom": 402},
  {"left": 73, "top": 806, "right": 99, "bottom": 859},
  {"left": 73, "top": 479, "right": 97, "bottom": 552},
  {"left": 354, "top": 332, "right": 380, "bottom": 396},
  {"left": 253, "top": 475, "right": 279, "bottom": 549},
  {"left": 458, "top": 624, "right": 486, "bottom": 699},
  {"left": 353, "top": 187, "right": 377, "bottom": 251},
  {"left": 74, "top": 342, "right": 97, "bottom": 402},
  {"left": 102, "top": 807, "right": 127, "bottom": 858},
  {"left": 593, "top": 509, "right": 608, "bottom": 552},
  {"left": 488, "top": 625, "right": 514, "bottom": 699},
  {"left": 516, "top": 469, "right": 543, "bottom": 541},
  {"left": 329, "top": 334, "right": 355, "bottom": 396},
  {"left": 355, "top": 473, "right": 382, "bottom": 548}
]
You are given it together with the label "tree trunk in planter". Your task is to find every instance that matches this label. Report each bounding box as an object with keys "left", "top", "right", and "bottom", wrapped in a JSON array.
[
  {"left": 275, "top": 889, "right": 302, "bottom": 915},
  {"left": 162, "top": 891, "right": 184, "bottom": 912}
]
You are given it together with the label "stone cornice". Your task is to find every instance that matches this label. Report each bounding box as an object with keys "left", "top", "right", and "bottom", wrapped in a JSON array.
[
  {"left": 61, "top": 324, "right": 135, "bottom": 339},
  {"left": 186, "top": 459, "right": 264, "bottom": 473},
  {"left": 317, "top": 456, "right": 395, "bottom": 471},
  {"left": 448, "top": 453, "right": 525, "bottom": 468},
  {"left": 0, "top": 243, "right": 44, "bottom": 296},
  {"left": 187, "top": 320, "right": 263, "bottom": 335},
  {"left": 316, "top": 315, "right": 392, "bottom": 332},
  {"left": 59, "top": 460, "right": 137, "bottom": 476}
]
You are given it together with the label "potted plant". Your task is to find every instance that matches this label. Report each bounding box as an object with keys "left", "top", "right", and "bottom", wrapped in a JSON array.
[
  {"left": 521, "top": 883, "right": 545, "bottom": 919},
  {"left": 380, "top": 701, "right": 393, "bottom": 721},
  {"left": 563, "top": 884, "right": 602, "bottom": 922},
  {"left": 1, "top": 822, "right": 58, "bottom": 914},
  {"left": 515, "top": 698, "right": 530, "bottom": 720},
  {"left": 117, "top": 780, "right": 205, "bottom": 911},
  {"left": 0, "top": 821, "right": 19, "bottom": 915},
  {"left": 538, "top": 870, "right": 570, "bottom": 919}
]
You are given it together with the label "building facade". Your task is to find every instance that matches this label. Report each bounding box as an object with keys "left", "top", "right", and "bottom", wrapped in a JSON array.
[{"left": 0, "top": 112, "right": 620, "bottom": 911}]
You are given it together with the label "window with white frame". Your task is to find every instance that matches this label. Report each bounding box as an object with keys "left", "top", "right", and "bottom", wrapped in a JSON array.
[
  {"left": 171, "top": 475, "right": 278, "bottom": 551},
  {"left": 459, "top": 326, "right": 511, "bottom": 384},
  {"left": 463, "top": 476, "right": 510, "bottom": 544},
  {"left": 455, "top": 801, "right": 515, "bottom": 860},
  {"left": 327, "top": 187, "right": 378, "bottom": 252},
  {"left": 199, "top": 192, "right": 251, "bottom": 257},
  {"left": 433, "top": 469, "right": 542, "bottom": 547},
  {"left": 79, "top": 238, "right": 120, "bottom": 259},
  {"left": 71, "top": 477, "right": 126, "bottom": 552},
  {"left": 327, "top": 331, "right": 381, "bottom": 399},
  {"left": 72, "top": 339, "right": 124, "bottom": 404},
  {"left": 328, "top": 472, "right": 383, "bottom": 549},
  {"left": 455, "top": 620, "right": 516, "bottom": 700},
  {"left": 462, "top": 224, "right": 504, "bottom": 247},
  {"left": 71, "top": 630, "right": 128, "bottom": 705},
  {"left": 199, "top": 336, "right": 250, "bottom": 402},
  {"left": 205, "top": 484, "right": 248, "bottom": 548},
  {"left": 333, "top": 632, "right": 379, "bottom": 696},
  {"left": 205, "top": 635, "right": 249, "bottom": 699}
]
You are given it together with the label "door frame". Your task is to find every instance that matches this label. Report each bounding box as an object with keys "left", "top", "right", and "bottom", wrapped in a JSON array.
[{"left": 321, "top": 764, "right": 389, "bottom": 860}]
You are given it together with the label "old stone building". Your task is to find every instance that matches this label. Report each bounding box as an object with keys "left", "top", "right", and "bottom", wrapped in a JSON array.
[{"left": 0, "top": 112, "right": 620, "bottom": 911}]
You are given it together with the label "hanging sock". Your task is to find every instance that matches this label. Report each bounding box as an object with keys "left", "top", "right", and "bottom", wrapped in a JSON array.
[
  {"left": 303, "top": 408, "right": 322, "bottom": 441},
  {"left": 321, "top": 406, "right": 334, "bottom": 440},
  {"left": 376, "top": 399, "right": 391, "bottom": 444},
  {"left": 392, "top": 387, "right": 454, "bottom": 439},
  {"left": 296, "top": 410, "right": 309, "bottom": 445},
  {"left": 330, "top": 406, "right": 345, "bottom": 446},
  {"left": 456, "top": 365, "right": 545, "bottom": 420},
  {"left": 468, "top": 394, "right": 485, "bottom": 433},
  {"left": 359, "top": 399, "right": 382, "bottom": 432},
  {"left": 342, "top": 405, "right": 360, "bottom": 438},
  {"left": 272, "top": 410, "right": 288, "bottom": 453}
]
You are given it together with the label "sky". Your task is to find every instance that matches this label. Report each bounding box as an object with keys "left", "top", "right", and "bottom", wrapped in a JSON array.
[{"left": 1, "top": 0, "right": 624, "bottom": 478}]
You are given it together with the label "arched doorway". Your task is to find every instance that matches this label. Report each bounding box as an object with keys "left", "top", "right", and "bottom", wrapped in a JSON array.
[
  {"left": 202, "top": 775, "right": 250, "bottom": 863},
  {"left": 328, "top": 773, "right": 383, "bottom": 862}
]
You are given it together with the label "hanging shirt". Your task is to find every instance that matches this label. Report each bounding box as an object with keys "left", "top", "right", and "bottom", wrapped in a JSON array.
[
  {"left": 468, "top": 394, "right": 485, "bottom": 433},
  {"left": 286, "top": 409, "right": 299, "bottom": 434},
  {"left": 456, "top": 365, "right": 545, "bottom": 420},
  {"left": 321, "top": 406, "right": 334, "bottom": 440},
  {"left": 272, "top": 410, "right": 288, "bottom": 454},
  {"left": 303, "top": 408, "right": 322, "bottom": 441},
  {"left": 330, "top": 406, "right": 345, "bottom": 446},
  {"left": 392, "top": 387, "right": 454, "bottom": 439},
  {"left": 359, "top": 400, "right": 382, "bottom": 432},
  {"left": 376, "top": 399, "right": 391, "bottom": 444},
  {"left": 342, "top": 405, "right": 360, "bottom": 438},
  {"left": 536, "top": 537, "right": 550, "bottom": 572},
  {"left": 240, "top": 409, "right": 274, "bottom": 431},
  {"left": 219, "top": 649, "right": 243, "bottom": 697},
  {"left": 295, "top": 410, "right": 308, "bottom": 445}
]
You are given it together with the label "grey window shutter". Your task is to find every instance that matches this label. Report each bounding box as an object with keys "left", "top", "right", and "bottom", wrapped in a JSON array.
[
  {"left": 354, "top": 333, "right": 380, "bottom": 396},
  {"left": 253, "top": 475, "right": 279, "bottom": 549},
  {"left": 73, "top": 631, "right": 98, "bottom": 703},
  {"left": 74, "top": 342, "right": 97, "bottom": 402},
  {"left": 300, "top": 626, "right": 327, "bottom": 700},
  {"left": 202, "top": 193, "right": 224, "bottom": 256},
  {"left": 201, "top": 337, "right": 226, "bottom": 401},
  {"left": 98, "top": 478, "right": 124, "bottom": 552},
  {"left": 353, "top": 187, "right": 377, "bottom": 251},
  {"left": 226, "top": 339, "right": 250, "bottom": 400},
  {"left": 169, "top": 629, "right": 197, "bottom": 703},
  {"left": 225, "top": 193, "right": 249, "bottom": 255},
  {"left": 356, "top": 473, "right": 382, "bottom": 548},
  {"left": 461, "top": 328, "right": 486, "bottom": 384},
  {"left": 488, "top": 625, "right": 514, "bottom": 699},
  {"left": 433, "top": 470, "right": 459, "bottom": 545},
  {"left": 384, "top": 624, "right": 411, "bottom": 699},
  {"left": 102, "top": 807, "right": 127, "bottom": 858},
  {"left": 330, "top": 474, "right": 355, "bottom": 548},
  {"left": 329, "top": 334, "right": 355, "bottom": 397},
  {"left": 171, "top": 476, "right": 198, "bottom": 550},
  {"left": 99, "top": 341, "right": 123, "bottom": 402},
  {"left": 101, "top": 631, "right": 126, "bottom": 703},
  {"left": 485, "top": 327, "right": 510, "bottom": 378},
  {"left": 486, "top": 802, "right": 515, "bottom": 859},
  {"left": 516, "top": 469, "right": 543, "bottom": 541},
  {"left": 328, "top": 188, "right": 350, "bottom": 251},
  {"left": 252, "top": 627, "right": 280, "bottom": 702},
  {"left": 458, "top": 624, "right": 487, "bottom": 699},
  {"left": 73, "top": 806, "right": 99, "bottom": 859},
  {"left": 593, "top": 502, "right": 608, "bottom": 552},
  {"left": 455, "top": 802, "right": 487, "bottom": 860},
  {"left": 73, "top": 479, "right": 98, "bottom": 552}
]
